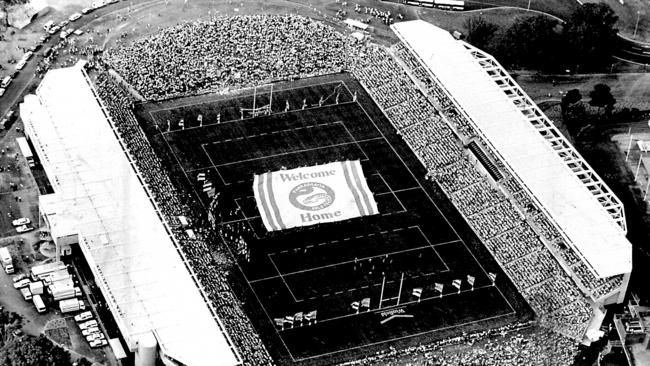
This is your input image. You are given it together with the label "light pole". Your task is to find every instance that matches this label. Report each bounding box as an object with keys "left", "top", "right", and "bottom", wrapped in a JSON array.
[
  {"left": 636, "top": 152, "right": 644, "bottom": 181},
  {"left": 634, "top": 11, "right": 641, "bottom": 38},
  {"left": 527, "top": 0, "right": 531, "bottom": 11}
]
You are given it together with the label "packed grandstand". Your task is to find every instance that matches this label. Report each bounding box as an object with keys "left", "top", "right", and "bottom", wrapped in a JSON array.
[{"left": 20, "top": 14, "right": 632, "bottom": 366}]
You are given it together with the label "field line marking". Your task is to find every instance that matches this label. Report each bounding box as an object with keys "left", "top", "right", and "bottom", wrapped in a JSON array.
[
  {"left": 211, "top": 137, "right": 383, "bottom": 168},
  {"left": 415, "top": 226, "right": 451, "bottom": 272},
  {"left": 288, "top": 287, "right": 516, "bottom": 362},
  {"left": 268, "top": 253, "right": 301, "bottom": 302},
  {"left": 160, "top": 131, "right": 208, "bottom": 209},
  {"left": 353, "top": 97, "right": 516, "bottom": 312},
  {"left": 200, "top": 144, "right": 228, "bottom": 186},
  {"left": 214, "top": 232, "right": 298, "bottom": 362},
  {"left": 204, "top": 120, "right": 345, "bottom": 146},
  {"left": 250, "top": 239, "right": 461, "bottom": 283},
  {"left": 150, "top": 80, "right": 347, "bottom": 114}
]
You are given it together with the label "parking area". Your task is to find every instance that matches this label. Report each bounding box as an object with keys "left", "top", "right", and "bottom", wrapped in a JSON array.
[{"left": 0, "top": 118, "right": 116, "bottom": 365}]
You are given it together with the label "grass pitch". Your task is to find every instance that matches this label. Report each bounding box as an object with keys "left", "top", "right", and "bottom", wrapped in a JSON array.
[{"left": 134, "top": 73, "right": 533, "bottom": 365}]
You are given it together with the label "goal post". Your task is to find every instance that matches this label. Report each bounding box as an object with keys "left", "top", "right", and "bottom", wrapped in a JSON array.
[{"left": 241, "top": 83, "right": 274, "bottom": 118}]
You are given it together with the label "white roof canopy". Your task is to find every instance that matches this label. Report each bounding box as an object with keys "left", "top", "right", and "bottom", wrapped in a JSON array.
[
  {"left": 392, "top": 20, "right": 632, "bottom": 277},
  {"left": 20, "top": 62, "right": 240, "bottom": 366}
]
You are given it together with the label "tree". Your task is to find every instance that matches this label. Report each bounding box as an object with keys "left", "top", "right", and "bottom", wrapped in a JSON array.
[
  {"left": 561, "top": 88, "right": 582, "bottom": 113},
  {"left": 76, "top": 358, "right": 92, "bottom": 366},
  {"left": 494, "top": 15, "right": 563, "bottom": 70},
  {"left": 564, "top": 3, "right": 618, "bottom": 71},
  {"left": 464, "top": 16, "right": 499, "bottom": 52},
  {"left": 563, "top": 89, "right": 582, "bottom": 105},
  {"left": 0, "top": 335, "right": 71, "bottom": 366},
  {"left": 589, "top": 83, "right": 616, "bottom": 114}
]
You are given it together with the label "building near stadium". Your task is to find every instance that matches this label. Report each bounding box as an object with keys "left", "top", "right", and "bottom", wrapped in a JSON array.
[
  {"left": 19, "top": 61, "right": 240, "bottom": 366},
  {"left": 391, "top": 20, "right": 631, "bottom": 307}
]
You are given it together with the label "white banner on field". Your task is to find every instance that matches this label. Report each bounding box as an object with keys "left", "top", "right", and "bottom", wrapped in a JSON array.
[{"left": 253, "top": 161, "right": 379, "bottom": 231}]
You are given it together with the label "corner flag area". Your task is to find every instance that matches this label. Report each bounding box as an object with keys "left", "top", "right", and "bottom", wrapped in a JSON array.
[{"left": 135, "top": 74, "right": 533, "bottom": 365}]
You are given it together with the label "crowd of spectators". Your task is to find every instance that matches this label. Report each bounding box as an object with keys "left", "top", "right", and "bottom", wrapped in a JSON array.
[
  {"left": 354, "top": 42, "right": 597, "bottom": 340},
  {"left": 341, "top": 322, "right": 578, "bottom": 366},
  {"left": 93, "top": 72, "right": 273, "bottom": 366},
  {"left": 88, "top": 14, "right": 624, "bottom": 363},
  {"left": 104, "top": 15, "right": 361, "bottom": 100}
]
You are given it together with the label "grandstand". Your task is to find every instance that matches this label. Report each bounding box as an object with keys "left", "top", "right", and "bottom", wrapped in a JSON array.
[
  {"left": 19, "top": 61, "right": 240, "bottom": 366},
  {"left": 13, "top": 13, "right": 635, "bottom": 364},
  {"left": 386, "top": 20, "right": 632, "bottom": 336}
]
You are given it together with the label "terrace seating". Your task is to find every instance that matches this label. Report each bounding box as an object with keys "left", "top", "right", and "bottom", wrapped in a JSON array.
[
  {"left": 95, "top": 73, "right": 273, "bottom": 366},
  {"left": 354, "top": 43, "right": 595, "bottom": 341}
]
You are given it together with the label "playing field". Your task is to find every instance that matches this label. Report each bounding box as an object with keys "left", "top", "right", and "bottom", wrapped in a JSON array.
[{"left": 134, "top": 74, "right": 533, "bottom": 365}]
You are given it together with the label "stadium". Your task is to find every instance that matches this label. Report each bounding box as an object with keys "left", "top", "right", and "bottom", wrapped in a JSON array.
[{"left": 17, "top": 15, "right": 632, "bottom": 366}]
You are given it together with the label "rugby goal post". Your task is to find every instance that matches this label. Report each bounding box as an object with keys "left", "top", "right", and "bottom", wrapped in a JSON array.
[{"left": 240, "top": 84, "right": 274, "bottom": 118}]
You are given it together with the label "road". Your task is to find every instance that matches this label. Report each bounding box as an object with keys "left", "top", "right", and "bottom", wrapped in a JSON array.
[
  {"left": 616, "top": 34, "right": 650, "bottom": 65},
  {"left": 0, "top": 0, "right": 159, "bottom": 121}
]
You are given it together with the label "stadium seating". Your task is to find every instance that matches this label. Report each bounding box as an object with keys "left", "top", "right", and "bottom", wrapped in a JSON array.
[
  {"left": 95, "top": 73, "right": 273, "bottom": 366},
  {"left": 92, "top": 14, "right": 622, "bottom": 362},
  {"left": 354, "top": 43, "right": 603, "bottom": 341}
]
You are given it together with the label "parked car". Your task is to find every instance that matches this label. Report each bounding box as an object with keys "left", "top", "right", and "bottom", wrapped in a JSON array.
[
  {"left": 81, "top": 7, "right": 93, "bottom": 14},
  {"left": 0, "top": 88, "right": 4, "bottom": 98},
  {"left": 82, "top": 319, "right": 98, "bottom": 328},
  {"left": 15, "top": 60, "right": 26, "bottom": 71},
  {"left": 11, "top": 218, "right": 30, "bottom": 227},
  {"left": 22, "top": 51, "right": 33, "bottom": 61},
  {"left": 89, "top": 339, "right": 107, "bottom": 348},
  {"left": 13, "top": 279, "right": 30, "bottom": 289},
  {"left": 16, "top": 225, "right": 34, "bottom": 233},
  {"left": 74, "top": 311, "right": 93, "bottom": 322},
  {"left": 48, "top": 26, "right": 61, "bottom": 35},
  {"left": 85, "top": 332, "right": 103, "bottom": 342},
  {"left": 82, "top": 327, "right": 100, "bottom": 336},
  {"left": 68, "top": 13, "right": 82, "bottom": 22},
  {"left": 12, "top": 273, "right": 27, "bottom": 282}
]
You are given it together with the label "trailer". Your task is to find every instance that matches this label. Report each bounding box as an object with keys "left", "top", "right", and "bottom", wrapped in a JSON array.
[
  {"left": 51, "top": 283, "right": 81, "bottom": 301},
  {"left": 29, "top": 281, "right": 44, "bottom": 295},
  {"left": 0, "top": 247, "right": 14, "bottom": 274},
  {"left": 59, "top": 298, "right": 85, "bottom": 313},
  {"left": 16, "top": 137, "right": 35, "bottom": 168},
  {"left": 30, "top": 261, "right": 67, "bottom": 281},
  {"left": 33, "top": 295, "right": 46, "bottom": 313},
  {"left": 41, "top": 270, "right": 72, "bottom": 285}
]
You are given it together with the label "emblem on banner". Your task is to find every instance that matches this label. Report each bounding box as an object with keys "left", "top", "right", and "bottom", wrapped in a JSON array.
[{"left": 289, "top": 182, "right": 335, "bottom": 211}]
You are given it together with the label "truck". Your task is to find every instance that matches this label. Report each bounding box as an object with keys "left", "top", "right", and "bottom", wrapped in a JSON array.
[
  {"left": 0, "top": 247, "right": 14, "bottom": 274},
  {"left": 30, "top": 261, "right": 67, "bottom": 281},
  {"left": 41, "top": 270, "right": 72, "bottom": 285},
  {"left": 59, "top": 298, "right": 85, "bottom": 313},
  {"left": 20, "top": 287, "right": 32, "bottom": 301},
  {"left": 33, "top": 294, "right": 46, "bottom": 313},
  {"left": 16, "top": 137, "right": 35, "bottom": 168},
  {"left": 29, "top": 281, "right": 44, "bottom": 295},
  {"left": 50, "top": 283, "right": 81, "bottom": 301}
]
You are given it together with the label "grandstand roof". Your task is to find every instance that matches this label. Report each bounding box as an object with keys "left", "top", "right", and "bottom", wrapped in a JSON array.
[
  {"left": 392, "top": 20, "right": 632, "bottom": 278},
  {"left": 19, "top": 62, "right": 240, "bottom": 366}
]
